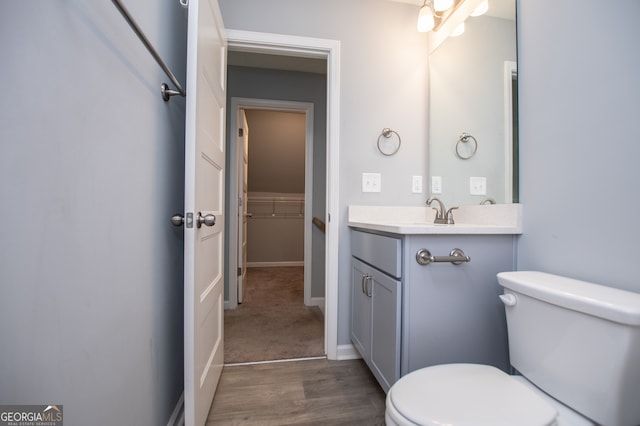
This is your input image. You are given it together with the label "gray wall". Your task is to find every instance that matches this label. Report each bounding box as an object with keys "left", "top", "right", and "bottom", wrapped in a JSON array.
[
  {"left": 219, "top": 0, "right": 430, "bottom": 344},
  {"left": 246, "top": 193, "right": 305, "bottom": 264},
  {"left": 243, "top": 110, "right": 306, "bottom": 265},
  {"left": 245, "top": 110, "right": 306, "bottom": 193},
  {"left": 516, "top": 0, "right": 640, "bottom": 293},
  {"left": 0, "top": 1, "right": 186, "bottom": 424},
  {"left": 224, "top": 65, "right": 328, "bottom": 299}
]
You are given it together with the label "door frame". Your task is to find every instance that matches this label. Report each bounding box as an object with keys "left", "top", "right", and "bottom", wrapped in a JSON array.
[
  {"left": 227, "top": 98, "right": 315, "bottom": 309},
  {"left": 503, "top": 60, "right": 517, "bottom": 204},
  {"left": 226, "top": 30, "right": 341, "bottom": 360}
]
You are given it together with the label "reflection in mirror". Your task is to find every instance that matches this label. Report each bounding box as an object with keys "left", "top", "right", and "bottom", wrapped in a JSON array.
[{"left": 429, "top": 0, "right": 516, "bottom": 206}]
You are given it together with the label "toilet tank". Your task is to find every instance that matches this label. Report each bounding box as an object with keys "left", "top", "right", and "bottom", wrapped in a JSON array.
[{"left": 497, "top": 271, "right": 640, "bottom": 426}]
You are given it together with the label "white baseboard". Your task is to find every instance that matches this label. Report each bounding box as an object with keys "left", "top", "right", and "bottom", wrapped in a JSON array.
[
  {"left": 336, "top": 344, "right": 361, "bottom": 360},
  {"left": 247, "top": 261, "right": 304, "bottom": 268},
  {"left": 308, "top": 297, "right": 325, "bottom": 308},
  {"left": 166, "top": 391, "right": 184, "bottom": 426}
]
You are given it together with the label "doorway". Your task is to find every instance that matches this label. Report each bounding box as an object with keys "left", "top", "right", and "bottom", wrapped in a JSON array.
[
  {"left": 225, "top": 98, "right": 322, "bottom": 364},
  {"left": 224, "top": 30, "right": 341, "bottom": 359},
  {"left": 228, "top": 99, "right": 316, "bottom": 309}
]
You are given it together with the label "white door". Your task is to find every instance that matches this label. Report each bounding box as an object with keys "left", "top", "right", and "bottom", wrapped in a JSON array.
[
  {"left": 183, "top": 0, "right": 226, "bottom": 425},
  {"left": 237, "top": 109, "right": 249, "bottom": 303}
]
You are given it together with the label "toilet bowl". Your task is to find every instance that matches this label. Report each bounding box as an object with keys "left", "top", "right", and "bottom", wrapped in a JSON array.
[
  {"left": 385, "top": 363, "right": 592, "bottom": 426},
  {"left": 384, "top": 271, "right": 640, "bottom": 426}
]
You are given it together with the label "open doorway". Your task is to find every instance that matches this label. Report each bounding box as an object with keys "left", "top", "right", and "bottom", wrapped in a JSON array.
[
  {"left": 230, "top": 100, "right": 318, "bottom": 308},
  {"left": 223, "top": 30, "right": 341, "bottom": 360},
  {"left": 226, "top": 104, "right": 323, "bottom": 363},
  {"left": 223, "top": 51, "right": 329, "bottom": 363}
]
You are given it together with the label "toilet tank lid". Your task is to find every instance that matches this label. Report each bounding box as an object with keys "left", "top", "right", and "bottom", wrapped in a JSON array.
[{"left": 497, "top": 271, "right": 640, "bottom": 326}]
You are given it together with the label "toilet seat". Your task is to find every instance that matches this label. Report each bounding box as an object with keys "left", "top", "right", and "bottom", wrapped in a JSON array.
[{"left": 386, "top": 364, "right": 558, "bottom": 426}]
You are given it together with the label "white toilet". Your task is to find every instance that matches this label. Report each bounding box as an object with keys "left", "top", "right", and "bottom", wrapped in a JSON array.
[{"left": 385, "top": 271, "right": 640, "bottom": 426}]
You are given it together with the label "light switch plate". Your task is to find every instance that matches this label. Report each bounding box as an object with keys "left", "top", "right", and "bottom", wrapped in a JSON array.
[
  {"left": 470, "top": 176, "right": 487, "bottom": 195},
  {"left": 362, "top": 173, "right": 381, "bottom": 192},
  {"left": 412, "top": 176, "right": 423, "bottom": 193},
  {"left": 431, "top": 176, "right": 442, "bottom": 194}
]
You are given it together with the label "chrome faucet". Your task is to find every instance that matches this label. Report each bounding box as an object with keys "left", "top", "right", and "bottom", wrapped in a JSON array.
[
  {"left": 426, "top": 196, "right": 446, "bottom": 223},
  {"left": 427, "top": 196, "right": 458, "bottom": 224},
  {"left": 445, "top": 206, "right": 458, "bottom": 224}
]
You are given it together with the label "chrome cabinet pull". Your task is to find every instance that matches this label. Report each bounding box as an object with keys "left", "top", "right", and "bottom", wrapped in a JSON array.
[
  {"left": 360, "top": 274, "right": 373, "bottom": 297},
  {"left": 416, "top": 248, "right": 470, "bottom": 266}
]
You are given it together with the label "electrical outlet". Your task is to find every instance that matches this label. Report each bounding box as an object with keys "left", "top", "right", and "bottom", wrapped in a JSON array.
[
  {"left": 431, "top": 176, "right": 442, "bottom": 194},
  {"left": 362, "top": 173, "right": 381, "bottom": 193},
  {"left": 470, "top": 176, "right": 487, "bottom": 195},
  {"left": 412, "top": 176, "right": 423, "bottom": 193}
]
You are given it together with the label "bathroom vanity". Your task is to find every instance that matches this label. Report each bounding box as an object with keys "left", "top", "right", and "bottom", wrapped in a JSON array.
[{"left": 348, "top": 204, "right": 522, "bottom": 392}]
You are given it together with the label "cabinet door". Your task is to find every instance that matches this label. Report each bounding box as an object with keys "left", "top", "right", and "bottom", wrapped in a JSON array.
[
  {"left": 369, "top": 267, "right": 401, "bottom": 392},
  {"left": 351, "top": 259, "right": 371, "bottom": 360},
  {"left": 403, "top": 234, "right": 514, "bottom": 374}
]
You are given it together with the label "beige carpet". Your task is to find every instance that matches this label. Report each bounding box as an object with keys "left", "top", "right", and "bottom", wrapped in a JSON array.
[{"left": 224, "top": 266, "right": 324, "bottom": 364}]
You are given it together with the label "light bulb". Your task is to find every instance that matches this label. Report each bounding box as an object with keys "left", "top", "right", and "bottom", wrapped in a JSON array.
[
  {"left": 433, "top": 0, "right": 453, "bottom": 12},
  {"left": 471, "top": 0, "right": 489, "bottom": 16},
  {"left": 417, "top": 5, "right": 435, "bottom": 32}
]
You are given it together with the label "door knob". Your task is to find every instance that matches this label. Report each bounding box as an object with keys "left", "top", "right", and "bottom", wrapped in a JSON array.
[
  {"left": 197, "top": 212, "right": 216, "bottom": 228},
  {"left": 171, "top": 214, "right": 184, "bottom": 227}
]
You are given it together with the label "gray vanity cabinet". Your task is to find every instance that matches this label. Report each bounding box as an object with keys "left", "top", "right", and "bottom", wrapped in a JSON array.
[
  {"left": 401, "top": 234, "right": 514, "bottom": 375},
  {"left": 351, "top": 228, "right": 515, "bottom": 392},
  {"left": 350, "top": 230, "right": 402, "bottom": 393}
]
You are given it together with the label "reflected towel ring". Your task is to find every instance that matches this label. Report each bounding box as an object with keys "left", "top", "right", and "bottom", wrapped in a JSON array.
[
  {"left": 377, "top": 128, "right": 401, "bottom": 156},
  {"left": 455, "top": 132, "right": 478, "bottom": 159}
]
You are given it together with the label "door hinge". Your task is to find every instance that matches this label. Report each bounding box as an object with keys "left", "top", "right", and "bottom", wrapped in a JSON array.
[
  {"left": 238, "top": 128, "right": 244, "bottom": 137},
  {"left": 237, "top": 267, "right": 242, "bottom": 276}
]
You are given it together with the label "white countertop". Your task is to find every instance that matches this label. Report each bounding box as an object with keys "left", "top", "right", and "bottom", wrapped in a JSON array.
[{"left": 348, "top": 204, "right": 523, "bottom": 235}]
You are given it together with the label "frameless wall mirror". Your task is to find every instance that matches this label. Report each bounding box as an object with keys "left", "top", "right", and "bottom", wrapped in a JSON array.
[{"left": 428, "top": 0, "right": 517, "bottom": 205}]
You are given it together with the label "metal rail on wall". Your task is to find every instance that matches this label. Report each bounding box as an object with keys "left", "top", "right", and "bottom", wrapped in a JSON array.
[{"left": 111, "top": 0, "right": 186, "bottom": 101}]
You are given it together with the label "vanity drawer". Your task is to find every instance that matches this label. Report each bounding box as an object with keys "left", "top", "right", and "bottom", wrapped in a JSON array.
[{"left": 351, "top": 230, "right": 402, "bottom": 278}]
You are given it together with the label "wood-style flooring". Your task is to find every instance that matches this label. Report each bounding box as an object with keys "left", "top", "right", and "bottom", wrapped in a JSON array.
[{"left": 206, "top": 358, "right": 387, "bottom": 425}]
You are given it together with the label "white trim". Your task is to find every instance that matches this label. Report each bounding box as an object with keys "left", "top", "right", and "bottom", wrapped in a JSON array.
[
  {"left": 166, "top": 391, "right": 184, "bottom": 426},
  {"left": 308, "top": 296, "right": 325, "bottom": 307},
  {"left": 246, "top": 261, "right": 304, "bottom": 268},
  {"left": 336, "top": 344, "right": 361, "bottom": 361},
  {"left": 504, "top": 61, "right": 517, "bottom": 204},
  {"left": 228, "top": 98, "right": 313, "bottom": 310},
  {"left": 224, "top": 355, "right": 326, "bottom": 367},
  {"left": 226, "top": 30, "right": 341, "bottom": 361}
]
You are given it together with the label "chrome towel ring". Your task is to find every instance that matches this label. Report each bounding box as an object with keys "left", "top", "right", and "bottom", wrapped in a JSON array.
[
  {"left": 377, "top": 128, "right": 401, "bottom": 156},
  {"left": 455, "top": 132, "right": 478, "bottom": 159}
]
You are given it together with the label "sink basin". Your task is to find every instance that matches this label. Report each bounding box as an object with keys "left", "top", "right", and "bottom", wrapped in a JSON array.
[{"left": 347, "top": 204, "right": 523, "bottom": 235}]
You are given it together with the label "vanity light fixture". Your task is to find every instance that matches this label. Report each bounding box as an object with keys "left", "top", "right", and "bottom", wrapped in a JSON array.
[
  {"left": 417, "top": 0, "right": 489, "bottom": 34},
  {"left": 434, "top": 0, "right": 454, "bottom": 12},
  {"left": 418, "top": 1, "right": 436, "bottom": 32}
]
